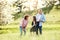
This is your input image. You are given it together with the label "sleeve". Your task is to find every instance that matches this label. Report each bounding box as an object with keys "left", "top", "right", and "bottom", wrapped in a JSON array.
[
  {"left": 40, "top": 14, "right": 46, "bottom": 22},
  {"left": 22, "top": 19, "right": 24, "bottom": 27}
]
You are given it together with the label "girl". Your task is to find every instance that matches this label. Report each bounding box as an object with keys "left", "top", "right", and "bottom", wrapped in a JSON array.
[
  {"left": 20, "top": 15, "right": 29, "bottom": 36},
  {"left": 30, "top": 16, "right": 36, "bottom": 33}
]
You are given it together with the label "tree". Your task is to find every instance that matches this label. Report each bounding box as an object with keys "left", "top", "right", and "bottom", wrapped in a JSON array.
[
  {"left": 56, "top": 0, "right": 60, "bottom": 8},
  {"left": 0, "top": 0, "right": 14, "bottom": 25},
  {"left": 13, "top": 0, "right": 27, "bottom": 13}
]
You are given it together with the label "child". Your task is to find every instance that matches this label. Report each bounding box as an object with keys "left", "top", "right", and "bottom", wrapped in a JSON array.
[
  {"left": 20, "top": 15, "right": 29, "bottom": 36},
  {"left": 30, "top": 16, "right": 36, "bottom": 33}
]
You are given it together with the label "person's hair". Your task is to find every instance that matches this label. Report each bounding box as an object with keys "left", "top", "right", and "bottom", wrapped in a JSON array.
[
  {"left": 24, "top": 15, "right": 29, "bottom": 20},
  {"left": 37, "top": 9, "right": 42, "bottom": 12},
  {"left": 33, "top": 16, "right": 36, "bottom": 24}
]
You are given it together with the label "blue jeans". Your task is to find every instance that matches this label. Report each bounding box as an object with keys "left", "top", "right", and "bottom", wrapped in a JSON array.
[
  {"left": 20, "top": 26, "right": 26, "bottom": 35},
  {"left": 36, "top": 22, "right": 42, "bottom": 35}
]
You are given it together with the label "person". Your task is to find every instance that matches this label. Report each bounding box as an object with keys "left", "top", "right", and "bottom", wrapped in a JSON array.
[
  {"left": 36, "top": 9, "right": 46, "bottom": 35},
  {"left": 30, "top": 16, "right": 36, "bottom": 33},
  {"left": 20, "top": 15, "right": 29, "bottom": 36}
]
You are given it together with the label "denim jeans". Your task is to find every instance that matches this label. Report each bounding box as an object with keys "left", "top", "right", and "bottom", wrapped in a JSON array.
[
  {"left": 36, "top": 22, "right": 42, "bottom": 35},
  {"left": 20, "top": 26, "right": 26, "bottom": 35}
]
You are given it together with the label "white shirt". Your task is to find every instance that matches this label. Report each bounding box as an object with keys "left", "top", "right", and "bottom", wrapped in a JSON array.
[{"left": 36, "top": 13, "right": 41, "bottom": 22}]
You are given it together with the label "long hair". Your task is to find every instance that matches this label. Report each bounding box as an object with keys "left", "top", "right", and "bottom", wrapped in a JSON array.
[{"left": 33, "top": 16, "right": 36, "bottom": 24}]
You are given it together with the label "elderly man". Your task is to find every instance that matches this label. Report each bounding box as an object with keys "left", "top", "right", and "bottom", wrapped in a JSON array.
[{"left": 36, "top": 9, "right": 46, "bottom": 35}]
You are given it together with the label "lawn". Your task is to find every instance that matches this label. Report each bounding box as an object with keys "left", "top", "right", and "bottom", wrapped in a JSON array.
[
  {"left": 0, "top": 6, "right": 60, "bottom": 40},
  {"left": 0, "top": 30, "right": 60, "bottom": 40},
  {"left": 0, "top": 21, "right": 60, "bottom": 40}
]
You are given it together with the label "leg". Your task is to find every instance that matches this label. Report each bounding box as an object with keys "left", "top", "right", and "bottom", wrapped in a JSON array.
[
  {"left": 36, "top": 22, "right": 39, "bottom": 35},
  {"left": 36, "top": 26, "right": 38, "bottom": 35},
  {"left": 23, "top": 27, "right": 26, "bottom": 35},
  {"left": 20, "top": 26, "right": 22, "bottom": 35},
  {"left": 39, "top": 26, "right": 42, "bottom": 35}
]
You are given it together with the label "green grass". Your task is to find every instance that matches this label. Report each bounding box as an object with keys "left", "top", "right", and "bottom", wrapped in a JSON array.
[
  {"left": 0, "top": 20, "right": 60, "bottom": 40},
  {"left": 0, "top": 6, "right": 60, "bottom": 40},
  {"left": 0, "top": 30, "right": 60, "bottom": 40},
  {"left": 0, "top": 21, "right": 60, "bottom": 40}
]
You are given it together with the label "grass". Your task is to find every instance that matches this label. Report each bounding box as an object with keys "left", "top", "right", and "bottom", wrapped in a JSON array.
[
  {"left": 0, "top": 6, "right": 60, "bottom": 40},
  {"left": 0, "top": 30, "right": 60, "bottom": 40},
  {"left": 0, "top": 21, "right": 60, "bottom": 40}
]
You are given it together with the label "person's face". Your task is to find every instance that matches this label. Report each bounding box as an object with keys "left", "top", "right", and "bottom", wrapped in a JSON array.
[
  {"left": 38, "top": 10, "right": 42, "bottom": 14},
  {"left": 26, "top": 17, "right": 29, "bottom": 20}
]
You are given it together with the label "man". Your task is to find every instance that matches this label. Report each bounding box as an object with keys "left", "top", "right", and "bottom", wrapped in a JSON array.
[{"left": 36, "top": 9, "right": 46, "bottom": 35}]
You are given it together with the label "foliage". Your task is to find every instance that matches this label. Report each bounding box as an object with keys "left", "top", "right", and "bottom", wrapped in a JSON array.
[{"left": 0, "top": 0, "right": 14, "bottom": 25}]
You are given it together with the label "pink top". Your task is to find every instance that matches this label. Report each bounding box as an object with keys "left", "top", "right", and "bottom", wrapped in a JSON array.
[{"left": 20, "top": 19, "right": 28, "bottom": 28}]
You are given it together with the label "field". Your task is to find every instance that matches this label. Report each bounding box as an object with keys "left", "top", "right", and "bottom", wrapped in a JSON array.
[
  {"left": 0, "top": 23, "right": 60, "bottom": 40},
  {"left": 0, "top": 6, "right": 60, "bottom": 40}
]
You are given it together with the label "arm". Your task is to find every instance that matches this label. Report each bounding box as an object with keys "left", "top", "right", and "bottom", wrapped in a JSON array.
[
  {"left": 25, "top": 21, "right": 28, "bottom": 27},
  {"left": 22, "top": 19, "right": 24, "bottom": 27},
  {"left": 40, "top": 14, "right": 46, "bottom": 22}
]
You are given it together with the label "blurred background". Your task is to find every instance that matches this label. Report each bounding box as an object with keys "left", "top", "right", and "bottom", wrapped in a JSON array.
[{"left": 0, "top": 0, "right": 60, "bottom": 40}]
